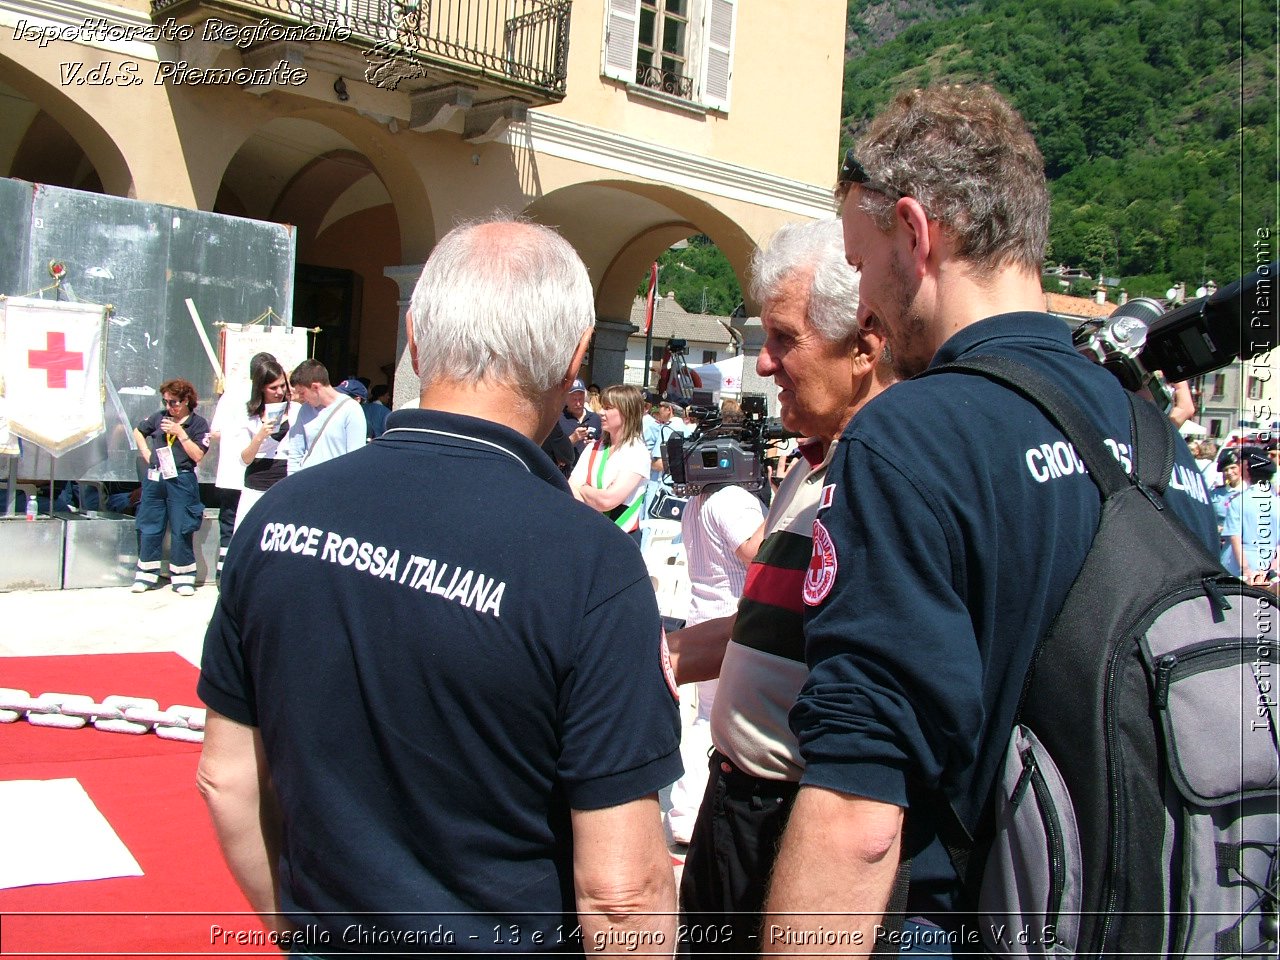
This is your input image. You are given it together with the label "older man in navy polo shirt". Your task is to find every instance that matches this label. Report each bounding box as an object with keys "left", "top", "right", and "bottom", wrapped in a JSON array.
[
  {"left": 198, "top": 216, "right": 681, "bottom": 956},
  {"left": 558, "top": 378, "right": 602, "bottom": 461}
]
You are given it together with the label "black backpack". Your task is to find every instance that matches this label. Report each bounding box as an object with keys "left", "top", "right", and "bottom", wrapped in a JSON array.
[{"left": 921, "top": 356, "right": 1279, "bottom": 959}]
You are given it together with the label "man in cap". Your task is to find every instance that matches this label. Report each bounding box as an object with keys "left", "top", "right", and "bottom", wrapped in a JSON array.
[
  {"left": 337, "top": 378, "right": 390, "bottom": 442},
  {"left": 558, "top": 378, "right": 602, "bottom": 463}
]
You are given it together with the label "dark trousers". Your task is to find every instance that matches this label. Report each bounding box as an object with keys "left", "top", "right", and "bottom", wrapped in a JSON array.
[
  {"left": 215, "top": 487, "right": 239, "bottom": 580},
  {"left": 681, "top": 754, "right": 956, "bottom": 959},
  {"left": 134, "top": 472, "right": 203, "bottom": 588},
  {"left": 679, "top": 752, "right": 800, "bottom": 954}
]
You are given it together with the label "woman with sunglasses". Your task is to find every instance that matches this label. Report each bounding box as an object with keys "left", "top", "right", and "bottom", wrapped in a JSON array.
[
  {"left": 569, "top": 383, "right": 650, "bottom": 546},
  {"left": 234, "top": 359, "right": 296, "bottom": 531},
  {"left": 131, "top": 378, "right": 211, "bottom": 596}
]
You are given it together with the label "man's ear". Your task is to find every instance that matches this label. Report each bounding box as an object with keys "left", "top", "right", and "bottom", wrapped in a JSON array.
[
  {"left": 405, "top": 310, "right": 419, "bottom": 376},
  {"left": 853, "top": 312, "right": 887, "bottom": 370},
  {"left": 894, "top": 197, "right": 932, "bottom": 272},
  {"left": 560, "top": 327, "right": 593, "bottom": 392}
]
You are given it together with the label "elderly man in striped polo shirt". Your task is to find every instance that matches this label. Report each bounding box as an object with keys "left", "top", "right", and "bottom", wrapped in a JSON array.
[{"left": 667, "top": 218, "right": 896, "bottom": 950}]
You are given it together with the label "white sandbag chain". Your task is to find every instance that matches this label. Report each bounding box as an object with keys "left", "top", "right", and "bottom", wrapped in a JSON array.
[{"left": 0, "top": 689, "right": 205, "bottom": 743}]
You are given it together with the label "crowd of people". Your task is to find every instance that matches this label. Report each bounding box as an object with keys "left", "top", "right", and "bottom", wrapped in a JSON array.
[
  {"left": 95, "top": 80, "right": 1272, "bottom": 959},
  {"left": 1195, "top": 439, "right": 1280, "bottom": 584},
  {"left": 131, "top": 360, "right": 391, "bottom": 592}
]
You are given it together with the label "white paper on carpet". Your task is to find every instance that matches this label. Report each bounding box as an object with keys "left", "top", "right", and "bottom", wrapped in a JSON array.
[{"left": 0, "top": 778, "right": 143, "bottom": 889}]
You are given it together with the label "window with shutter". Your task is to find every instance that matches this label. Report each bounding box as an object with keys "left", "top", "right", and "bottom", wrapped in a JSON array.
[
  {"left": 636, "top": 0, "right": 693, "bottom": 98},
  {"left": 700, "top": 0, "right": 735, "bottom": 111},
  {"left": 601, "top": 0, "right": 736, "bottom": 110},
  {"left": 602, "top": 0, "right": 641, "bottom": 82}
]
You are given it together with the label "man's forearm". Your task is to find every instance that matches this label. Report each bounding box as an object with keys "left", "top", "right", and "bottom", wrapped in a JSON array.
[
  {"left": 577, "top": 870, "right": 675, "bottom": 956},
  {"left": 206, "top": 783, "right": 283, "bottom": 920},
  {"left": 197, "top": 715, "right": 287, "bottom": 931},
  {"left": 573, "top": 796, "right": 677, "bottom": 956},
  {"left": 668, "top": 615, "right": 736, "bottom": 685},
  {"left": 764, "top": 786, "right": 904, "bottom": 957}
]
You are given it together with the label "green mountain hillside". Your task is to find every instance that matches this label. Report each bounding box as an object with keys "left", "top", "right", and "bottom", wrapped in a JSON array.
[{"left": 841, "top": 0, "right": 1276, "bottom": 297}]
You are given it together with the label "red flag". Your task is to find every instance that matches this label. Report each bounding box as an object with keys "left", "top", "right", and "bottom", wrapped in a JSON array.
[{"left": 643, "top": 262, "right": 659, "bottom": 334}]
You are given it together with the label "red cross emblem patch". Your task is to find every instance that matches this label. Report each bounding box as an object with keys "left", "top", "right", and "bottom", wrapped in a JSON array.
[{"left": 803, "top": 518, "right": 839, "bottom": 606}]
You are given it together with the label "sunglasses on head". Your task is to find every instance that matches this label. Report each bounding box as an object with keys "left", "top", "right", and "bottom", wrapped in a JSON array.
[{"left": 838, "top": 149, "right": 904, "bottom": 201}]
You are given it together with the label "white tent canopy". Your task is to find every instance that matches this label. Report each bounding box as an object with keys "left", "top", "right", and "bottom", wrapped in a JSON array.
[{"left": 691, "top": 355, "right": 744, "bottom": 399}]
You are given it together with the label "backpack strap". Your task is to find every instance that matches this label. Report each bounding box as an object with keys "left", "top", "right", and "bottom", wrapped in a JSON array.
[
  {"left": 872, "top": 860, "right": 912, "bottom": 957},
  {"left": 1126, "top": 389, "right": 1175, "bottom": 495},
  {"left": 299, "top": 395, "right": 354, "bottom": 468}
]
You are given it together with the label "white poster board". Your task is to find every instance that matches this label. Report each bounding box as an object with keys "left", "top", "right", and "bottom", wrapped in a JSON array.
[{"left": 218, "top": 324, "right": 309, "bottom": 393}]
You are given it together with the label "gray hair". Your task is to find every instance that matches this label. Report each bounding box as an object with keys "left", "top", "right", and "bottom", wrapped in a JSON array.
[
  {"left": 851, "top": 84, "right": 1048, "bottom": 274},
  {"left": 749, "top": 219, "right": 861, "bottom": 342},
  {"left": 408, "top": 216, "right": 595, "bottom": 399}
]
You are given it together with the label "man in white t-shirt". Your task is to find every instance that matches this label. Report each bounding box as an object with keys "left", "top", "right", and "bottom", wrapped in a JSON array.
[
  {"left": 664, "top": 479, "right": 763, "bottom": 844},
  {"left": 284, "top": 359, "right": 366, "bottom": 473}
]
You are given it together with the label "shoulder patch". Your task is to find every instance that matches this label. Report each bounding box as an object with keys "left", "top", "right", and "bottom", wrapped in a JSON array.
[
  {"left": 803, "top": 518, "right": 838, "bottom": 607},
  {"left": 660, "top": 626, "right": 680, "bottom": 702},
  {"left": 820, "top": 483, "right": 836, "bottom": 510}
]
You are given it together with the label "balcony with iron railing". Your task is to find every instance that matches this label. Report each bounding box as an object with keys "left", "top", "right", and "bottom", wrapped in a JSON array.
[{"left": 149, "top": 0, "right": 571, "bottom": 103}]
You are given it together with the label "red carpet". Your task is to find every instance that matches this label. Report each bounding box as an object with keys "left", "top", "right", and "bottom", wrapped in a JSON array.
[{"left": 0, "top": 655, "right": 263, "bottom": 957}]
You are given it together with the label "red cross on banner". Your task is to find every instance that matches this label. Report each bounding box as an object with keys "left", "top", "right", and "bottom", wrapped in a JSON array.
[{"left": 28, "top": 331, "right": 85, "bottom": 388}]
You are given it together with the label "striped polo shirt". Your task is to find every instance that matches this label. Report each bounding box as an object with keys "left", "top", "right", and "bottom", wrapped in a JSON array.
[{"left": 710, "top": 437, "right": 834, "bottom": 781}]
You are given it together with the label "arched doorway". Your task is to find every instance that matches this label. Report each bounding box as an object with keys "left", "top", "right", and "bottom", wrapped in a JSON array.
[{"left": 215, "top": 118, "right": 411, "bottom": 386}]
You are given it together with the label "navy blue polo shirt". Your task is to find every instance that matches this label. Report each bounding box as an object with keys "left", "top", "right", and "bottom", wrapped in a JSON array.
[
  {"left": 797, "top": 313, "right": 1216, "bottom": 917},
  {"left": 558, "top": 408, "right": 602, "bottom": 455},
  {"left": 200, "top": 408, "right": 682, "bottom": 953},
  {"left": 136, "top": 408, "right": 210, "bottom": 472}
]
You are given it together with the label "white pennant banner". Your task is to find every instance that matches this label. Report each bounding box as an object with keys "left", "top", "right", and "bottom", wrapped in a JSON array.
[{"left": 0, "top": 296, "right": 108, "bottom": 456}]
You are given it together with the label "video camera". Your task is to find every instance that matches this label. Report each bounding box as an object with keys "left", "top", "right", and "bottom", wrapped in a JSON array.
[
  {"left": 1074, "top": 260, "right": 1277, "bottom": 405},
  {"left": 666, "top": 394, "right": 798, "bottom": 496}
]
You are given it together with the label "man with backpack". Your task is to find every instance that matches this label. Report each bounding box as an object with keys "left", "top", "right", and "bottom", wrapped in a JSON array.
[{"left": 764, "top": 85, "right": 1226, "bottom": 955}]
